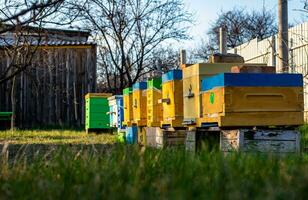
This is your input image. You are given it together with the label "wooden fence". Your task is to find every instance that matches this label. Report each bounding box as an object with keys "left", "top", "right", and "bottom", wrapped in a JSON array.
[{"left": 0, "top": 45, "right": 97, "bottom": 128}]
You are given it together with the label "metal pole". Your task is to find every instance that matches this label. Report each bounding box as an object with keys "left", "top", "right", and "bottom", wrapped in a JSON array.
[{"left": 278, "top": 0, "right": 289, "bottom": 72}]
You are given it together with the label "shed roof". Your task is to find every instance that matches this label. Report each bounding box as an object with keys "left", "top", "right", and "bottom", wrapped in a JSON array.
[
  {"left": 0, "top": 37, "right": 95, "bottom": 47},
  {"left": 0, "top": 25, "right": 95, "bottom": 47}
]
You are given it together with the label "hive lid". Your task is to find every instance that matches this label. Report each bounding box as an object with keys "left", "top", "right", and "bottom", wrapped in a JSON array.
[
  {"left": 147, "top": 77, "right": 162, "bottom": 89},
  {"left": 85, "top": 93, "right": 112, "bottom": 98},
  {"left": 108, "top": 95, "right": 123, "bottom": 101},
  {"left": 133, "top": 82, "right": 147, "bottom": 90},
  {"left": 201, "top": 73, "right": 303, "bottom": 91},
  {"left": 123, "top": 87, "right": 132, "bottom": 95},
  {"left": 162, "top": 70, "right": 182, "bottom": 83}
]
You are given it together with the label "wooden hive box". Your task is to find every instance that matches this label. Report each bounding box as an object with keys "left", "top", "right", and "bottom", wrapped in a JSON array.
[
  {"left": 123, "top": 87, "right": 133, "bottom": 126},
  {"left": 108, "top": 95, "right": 124, "bottom": 130},
  {"left": 85, "top": 93, "right": 112, "bottom": 132},
  {"left": 160, "top": 70, "right": 183, "bottom": 128},
  {"left": 199, "top": 73, "right": 304, "bottom": 127},
  {"left": 132, "top": 82, "right": 147, "bottom": 127},
  {"left": 182, "top": 63, "right": 264, "bottom": 127},
  {"left": 147, "top": 77, "right": 163, "bottom": 127}
]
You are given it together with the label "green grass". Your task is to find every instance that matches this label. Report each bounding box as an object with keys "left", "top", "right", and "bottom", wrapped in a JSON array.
[
  {"left": 0, "top": 129, "right": 307, "bottom": 199},
  {"left": 0, "top": 130, "right": 115, "bottom": 144}
]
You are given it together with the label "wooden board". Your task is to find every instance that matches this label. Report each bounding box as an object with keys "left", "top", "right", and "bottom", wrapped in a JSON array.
[
  {"left": 156, "top": 130, "right": 186, "bottom": 148},
  {"left": 220, "top": 129, "right": 301, "bottom": 153},
  {"left": 85, "top": 93, "right": 112, "bottom": 98},
  {"left": 144, "top": 127, "right": 162, "bottom": 147}
]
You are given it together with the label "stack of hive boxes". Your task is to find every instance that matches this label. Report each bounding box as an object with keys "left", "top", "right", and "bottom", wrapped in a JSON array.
[
  {"left": 182, "top": 63, "right": 262, "bottom": 127},
  {"left": 123, "top": 87, "right": 133, "bottom": 126},
  {"left": 144, "top": 77, "right": 163, "bottom": 147},
  {"left": 132, "top": 82, "right": 148, "bottom": 127},
  {"left": 160, "top": 70, "right": 183, "bottom": 128},
  {"left": 147, "top": 77, "right": 163, "bottom": 127},
  {"left": 108, "top": 95, "right": 124, "bottom": 131},
  {"left": 85, "top": 93, "right": 112, "bottom": 133}
]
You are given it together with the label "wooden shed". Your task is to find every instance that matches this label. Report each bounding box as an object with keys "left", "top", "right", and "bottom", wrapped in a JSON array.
[{"left": 0, "top": 26, "right": 97, "bottom": 128}]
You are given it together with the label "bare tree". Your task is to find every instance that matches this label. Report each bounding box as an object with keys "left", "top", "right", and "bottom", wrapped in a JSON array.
[
  {"left": 68, "top": 0, "right": 192, "bottom": 93},
  {"left": 0, "top": 0, "right": 81, "bottom": 129},
  {"left": 0, "top": 0, "right": 67, "bottom": 84},
  {"left": 192, "top": 7, "right": 277, "bottom": 62}
]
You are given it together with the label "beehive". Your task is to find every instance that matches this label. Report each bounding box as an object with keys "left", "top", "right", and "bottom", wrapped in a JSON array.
[
  {"left": 147, "top": 77, "right": 163, "bottom": 127},
  {"left": 182, "top": 63, "right": 265, "bottom": 127},
  {"left": 161, "top": 70, "right": 183, "bottom": 128},
  {"left": 123, "top": 87, "right": 133, "bottom": 126},
  {"left": 108, "top": 95, "right": 123, "bottom": 130},
  {"left": 132, "top": 82, "right": 147, "bottom": 126},
  {"left": 200, "top": 73, "right": 304, "bottom": 127},
  {"left": 85, "top": 93, "right": 112, "bottom": 132}
]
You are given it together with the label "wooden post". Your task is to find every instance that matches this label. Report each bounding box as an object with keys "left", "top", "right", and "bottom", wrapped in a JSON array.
[{"left": 278, "top": 0, "right": 289, "bottom": 72}]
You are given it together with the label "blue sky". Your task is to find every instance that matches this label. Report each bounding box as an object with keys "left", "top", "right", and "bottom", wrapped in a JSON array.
[{"left": 182, "top": 0, "right": 307, "bottom": 48}]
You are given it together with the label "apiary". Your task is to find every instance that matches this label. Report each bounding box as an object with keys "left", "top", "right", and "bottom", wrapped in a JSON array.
[
  {"left": 132, "top": 82, "right": 147, "bottom": 126},
  {"left": 85, "top": 93, "right": 112, "bottom": 133},
  {"left": 200, "top": 73, "right": 304, "bottom": 127},
  {"left": 182, "top": 63, "right": 265, "bottom": 127},
  {"left": 147, "top": 77, "right": 163, "bottom": 127},
  {"left": 161, "top": 70, "right": 183, "bottom": 128},
  {"left": 123, "top": 87, "right": 133, "bottom": 126}
]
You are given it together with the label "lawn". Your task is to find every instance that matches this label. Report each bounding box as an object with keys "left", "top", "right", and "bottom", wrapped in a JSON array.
[
  {"left": 0, "top": 129, "right": 307, "bottom": 199},
  {"left": 0, "top": 130, "right": 115, "bottom": 144}
]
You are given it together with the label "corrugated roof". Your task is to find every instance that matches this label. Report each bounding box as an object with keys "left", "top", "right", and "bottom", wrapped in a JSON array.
[{"left": 0, "top": 37, "right": 96, "bottom": 47}]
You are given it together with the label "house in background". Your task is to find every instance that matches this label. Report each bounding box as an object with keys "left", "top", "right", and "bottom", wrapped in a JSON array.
[
  {"left": 0, "top": 25, "right": 97, "bottom": 128},
  {"left": 228, "top": 22, "right": 308, "bottom": 121}
]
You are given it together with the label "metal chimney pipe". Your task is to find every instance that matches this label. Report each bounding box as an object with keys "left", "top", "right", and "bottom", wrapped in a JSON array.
[
  {"left": 180, "top": 49, "right": 187, "bottom": 65},
  {"left": 219, "top": 27, "right": 227, "bottom": 54}
]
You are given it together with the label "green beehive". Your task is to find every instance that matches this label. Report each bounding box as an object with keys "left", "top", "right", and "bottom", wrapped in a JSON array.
[{"left": 85, "top": 93, "right": 112, "bottom": 133}]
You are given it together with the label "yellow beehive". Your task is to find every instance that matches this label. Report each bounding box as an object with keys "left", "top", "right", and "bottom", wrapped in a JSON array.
[
  {"left": 182, "top": 63, "right": 266, "bottom": 127},
  {"left": 132, "top": 82, "right": 147, "bottom": 126},
  {"left": 147, "top": 89, "right": 163, "bottom": 127},
  {"left": 160, "top": 70, "right": 183, "bottom": 128},
  {"left": 147, "top": 77, "right": 162, "bottom": 127},
  {"left": 200, "top": 86, "right": 304, "bottom": 127},
  {"left": 123, "top": 87, "right": 133, "bottom": 126}
]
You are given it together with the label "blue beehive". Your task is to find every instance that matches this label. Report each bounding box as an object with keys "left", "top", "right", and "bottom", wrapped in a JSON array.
[
  {"left": 125, "top": 126, "right": 138, "bottom": 144},
  {"left": 201, "top": 73, "right": 303, "bottom": 91},
  {"left": 162, "top": 70, "right": 182, "bottom": 83},
  {"left": 108, "top": 95, "right": 124, "bottom": 130}
]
